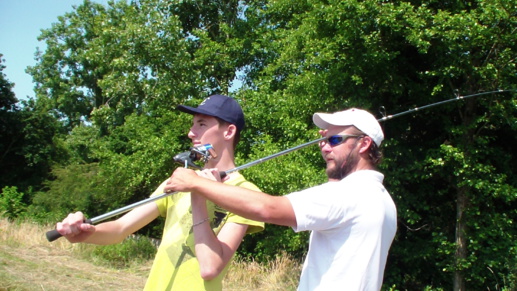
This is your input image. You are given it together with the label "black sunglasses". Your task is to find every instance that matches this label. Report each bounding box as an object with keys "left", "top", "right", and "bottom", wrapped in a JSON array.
[{"left": 325, "top": 134, "right": 364, "bottom": 147}]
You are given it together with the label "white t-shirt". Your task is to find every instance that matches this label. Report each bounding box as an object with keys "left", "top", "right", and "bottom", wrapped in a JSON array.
[{"left": 286, "top": 170, "right": 397, "bottom": 291}]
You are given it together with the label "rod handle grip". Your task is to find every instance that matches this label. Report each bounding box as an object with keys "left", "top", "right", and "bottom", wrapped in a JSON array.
[
  {"left": 46, "top": 219, "right": 92, "bottom": 242},
  {"left": 46, "top": 229, "right": 62, "bottom": 242},
  {"left": 219, "top": 171, "right": 227, "bottom": 179},
  {"left": 45, "top": 229, "right": 62, "bottom": 242}
]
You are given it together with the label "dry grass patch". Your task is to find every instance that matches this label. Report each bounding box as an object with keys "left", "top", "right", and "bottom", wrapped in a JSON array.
[
  {"left": 1, "top": 218, "right": 149, "bottom": 291},
  {"left": 1, "top": 218, "right": 301, "bottom": 290},
  {"left": 225, "top": 253, "right": 301, "bottom": 290}
]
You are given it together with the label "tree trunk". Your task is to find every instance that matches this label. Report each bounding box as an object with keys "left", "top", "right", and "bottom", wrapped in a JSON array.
[
  {"left": 452, "top": 93, "right": 478, "bottom": 291},
  {"left": 453, "top": 186, "right": 467, "bottom": 291}
]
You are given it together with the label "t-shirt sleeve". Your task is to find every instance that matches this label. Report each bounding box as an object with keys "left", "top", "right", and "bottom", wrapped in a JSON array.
[
  {"left": 226, "top": 179, "right": 265, "bottom": 234},
  {"left": 150, "top": 179, "right": 169, "bottom": 217},
  {"left": 287, "top": 182, "right": 351, "bottom": 232}
]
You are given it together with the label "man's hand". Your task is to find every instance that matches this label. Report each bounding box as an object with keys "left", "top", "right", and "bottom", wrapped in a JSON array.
[
  {"left": 318, "top": 129, "right": 329, "bottom": 148},
  {"left": 165, "top": 168, "right": 200, "bottom": 193}
]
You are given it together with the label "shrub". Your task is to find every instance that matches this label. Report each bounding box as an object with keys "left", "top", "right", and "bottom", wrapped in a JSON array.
[
  {"left": 90, "top": 235, "right": 158, "bottom": 269},
  {"left": 0, "top": 186, "right": 26, "bottom": 220}
]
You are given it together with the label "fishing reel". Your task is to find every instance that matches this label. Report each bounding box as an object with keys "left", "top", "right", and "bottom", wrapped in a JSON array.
[{"left": 173, "top": 144, "right": 217, "bottom": 170}]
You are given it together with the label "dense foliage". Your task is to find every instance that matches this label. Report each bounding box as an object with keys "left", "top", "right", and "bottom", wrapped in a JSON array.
[{"left": 1, "top": 0, "right": 515, "bottom": 290}]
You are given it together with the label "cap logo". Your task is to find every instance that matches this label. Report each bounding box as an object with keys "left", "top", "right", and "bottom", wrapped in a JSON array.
[
  {"left": 177, "top": 95, "right": 245, "bottom": 132},
  {"left": 199, "top": 97, "right": 210, "bottom": 106}
]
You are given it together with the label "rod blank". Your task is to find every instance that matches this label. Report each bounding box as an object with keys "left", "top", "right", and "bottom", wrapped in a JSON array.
[
  {"left": 46, "top": 137, "right": 326, "bottom": 242},
  {"left": 46, "top": 89, "right": 513, "bottom": 241}
]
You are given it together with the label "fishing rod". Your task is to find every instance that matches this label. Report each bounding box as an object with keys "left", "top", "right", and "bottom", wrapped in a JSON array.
[
  {"left": 45, "top": 138, "right": 324, "bottom": 241},
  {"left": 45, "top": 144, "right": 218, "bottom": 242},
  {"left": 46, "top": 89, "right": 513, "bottom": 242},
  {"left": 377, "top": 89, "right": 513, "bottom": 122}
]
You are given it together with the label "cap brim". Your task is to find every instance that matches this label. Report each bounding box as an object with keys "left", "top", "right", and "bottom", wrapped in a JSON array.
[
  {"left": 313, "top": 112, "right": 353, "bottom": 129},
  {"left": 313, "top": 113, "right": 329, "bottom": 129},
  {"left": 176, "top": 105, "right": 216, "bottom": 117}
]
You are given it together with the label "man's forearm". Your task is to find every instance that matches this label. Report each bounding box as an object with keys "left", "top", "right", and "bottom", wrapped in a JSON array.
[
  {"left": 166, "top": 168, "right": 297, "bottom": 226},
  {"left": 190, "top": 178, "right": 296, "bottom": 227}
]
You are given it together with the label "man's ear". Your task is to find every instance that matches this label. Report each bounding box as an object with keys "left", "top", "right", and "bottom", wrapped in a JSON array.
[
  {"left": 358, "top": 136, "right": 373, "bottom": 154},
  {"left": 224, "top": 124, "right": 237, "bottom": 140}
]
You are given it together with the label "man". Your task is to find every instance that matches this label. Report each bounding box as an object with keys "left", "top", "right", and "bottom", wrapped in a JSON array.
[
  {"left": 165, "top": 108, "right": 397, "bottom": 291},
  {"left": 55, "top": 95, "right": 264, "bottom": 290}
]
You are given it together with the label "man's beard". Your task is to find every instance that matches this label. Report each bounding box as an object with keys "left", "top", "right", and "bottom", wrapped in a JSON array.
[{"left": 326, "top": 151, "right": 360, "bottom": 181}]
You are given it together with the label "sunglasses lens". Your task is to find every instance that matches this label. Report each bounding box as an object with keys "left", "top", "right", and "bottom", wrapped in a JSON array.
[{"left": 327, "top": 136, "right": 343, "bottom": 146}]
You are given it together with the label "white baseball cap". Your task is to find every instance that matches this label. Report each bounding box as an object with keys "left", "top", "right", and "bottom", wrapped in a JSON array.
[{"left": 313, "top": 108, "right": 384, "bottom": 146}]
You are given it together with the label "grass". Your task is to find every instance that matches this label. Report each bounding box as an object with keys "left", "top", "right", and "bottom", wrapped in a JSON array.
[
  {"left": 226, "top": 255, "right": 301, "bottom": 291},
  {"left": 0, "top": 218, "right": 301, "bottom": 290}
]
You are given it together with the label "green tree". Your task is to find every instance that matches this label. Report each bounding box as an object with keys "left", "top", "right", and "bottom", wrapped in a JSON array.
[
  {"left": 26, "top": 0, "right": 255, "bottom": 232},
  {"left": 24, "top": 0, "right": 517, "bottom": 289},
  {"left": 236, "top": 0, "right": 516, "bottom": 289},
  {"left": 0, "top": 55, "right": 17, "bottom": 110},
  {"left": 0, "top": 55, "right": 23, "bottom": 191},
  {"left": 0, "top": 55, "right": 65, "bottom": 198}
]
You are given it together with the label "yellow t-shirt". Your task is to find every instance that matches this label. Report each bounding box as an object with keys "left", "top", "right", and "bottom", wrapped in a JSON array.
[{"left": 144, "top": 172, "right": 264, "bottom": 291}]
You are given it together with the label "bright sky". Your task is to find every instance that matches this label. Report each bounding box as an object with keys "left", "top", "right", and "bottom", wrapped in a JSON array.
[{"left": 0, "top": 0, "right": 108, "bottom": 101}]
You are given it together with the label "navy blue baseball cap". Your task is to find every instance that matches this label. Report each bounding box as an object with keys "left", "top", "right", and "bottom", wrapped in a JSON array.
[{"left": 177, "top": 95, "right": 245, "bottom": 132}]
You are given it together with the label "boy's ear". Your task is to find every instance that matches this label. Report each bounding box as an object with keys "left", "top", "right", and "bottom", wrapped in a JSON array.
[{"left": 224, "top": 124, "right": 237, "bottom": 140}]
